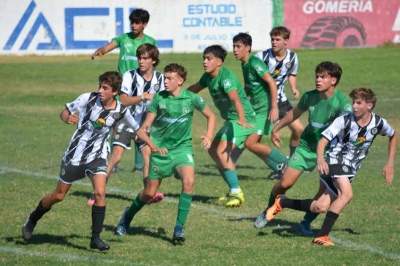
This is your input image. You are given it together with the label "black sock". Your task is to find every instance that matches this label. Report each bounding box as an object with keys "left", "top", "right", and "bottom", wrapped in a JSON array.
[
  {"left": 92, "top": 205, "right": 106, "bottom": 239},
  {"left": 289, "top": 145, "right": 297, "bottom": 157},
  {"left": 30, "top": 200, "right": 50, "bottom": 224},
  {"left": 281, "top": 198, "right": 313, "bottom": 212},
  {"left": 318, "top": 211, "right": 339, "bottom": 236}
]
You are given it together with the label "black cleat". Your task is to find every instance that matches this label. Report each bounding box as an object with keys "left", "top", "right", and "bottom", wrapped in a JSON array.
[
  {"left": 172, "top": 226, "right": 186, "bottom": 245},
  {"left": 22, "top": 213, "right": 36, "bottom": 240},
  {"left": 90, "top": 238, "right": 110, "bottom": 251}
]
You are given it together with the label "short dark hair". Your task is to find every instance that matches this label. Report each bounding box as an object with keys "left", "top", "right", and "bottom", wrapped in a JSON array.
[
  {"left": 137, "top": 43, "right": 160, "bottom": 67},
  {"left": 350, "top": 87, "right": 377, "bottom": 110},
  {"left": 164, "top": 63, "right": 187, "bottom": 82},
  {"left": 98, "top": 71, "right": 122, "bottom": 93},
  {"left": 233, "top": 32, "right": 252, "bottom": 51},
  {"left": 203, "top": 45, "right": 227, "bottom": 62},
  {"left": 315, "top": 61, "right": 343, "bottom": 87},
  {"left": 129, "top": 9, "right": 150, "bottom": 24}
]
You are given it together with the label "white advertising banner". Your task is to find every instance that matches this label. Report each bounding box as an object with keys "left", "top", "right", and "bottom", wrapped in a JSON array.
[{"left": 0, "top": 0, "right": 273, "bottom": 55}]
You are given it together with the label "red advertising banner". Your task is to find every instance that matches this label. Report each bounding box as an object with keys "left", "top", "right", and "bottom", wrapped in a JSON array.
[{"left": 284, "top": 0, "right": 400, "bottom": 48}]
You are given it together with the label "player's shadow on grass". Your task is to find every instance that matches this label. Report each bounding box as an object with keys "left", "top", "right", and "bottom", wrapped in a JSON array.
[
  {"left": 71, "top": 191, "right": 134, "bottom": 202},
  {"left": 163, "top": 192, "right": 219, "bottom": 204},
  {"left": 103, "top": 224, "right": 175, "bottom": 244},
  {"left": 9, "top": 233, "right": 112, "bottom": 251}
]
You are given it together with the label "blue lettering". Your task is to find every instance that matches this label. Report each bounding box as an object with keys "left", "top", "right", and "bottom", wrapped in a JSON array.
[
  {"left": 65, "top": 8, "right": 109, "bottom": 49},
  {"left": 183, "top": 17, "right": 242, "bottom": 27},
  {"left": 187, "top": 4, "right": 236, "bottom": 15}
]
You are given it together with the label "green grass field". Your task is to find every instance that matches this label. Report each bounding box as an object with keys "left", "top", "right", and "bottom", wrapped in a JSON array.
[{"left": 0, "top": 47, "right": 399, "bottom": 265}]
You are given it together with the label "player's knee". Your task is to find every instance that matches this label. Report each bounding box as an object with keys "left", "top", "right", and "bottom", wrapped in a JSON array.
[
  {"left": 93, "top": 189, "right": 106, "bottom": 201},
  {"left": 313, "top": 202, "right": 330, "bottom": 213},
  {"left": 53, "top": 192, "right": 66, "bottom": 203}
]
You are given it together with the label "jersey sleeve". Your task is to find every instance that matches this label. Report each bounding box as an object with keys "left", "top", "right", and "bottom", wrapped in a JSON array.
[
  {"left": 252, "top": 57, "right": 269, "bottom": 78},
  {"left": 120, "top": 71, "right": 134, "bottom": 96},
  {"left": 296, "top": 92, "right": 309, "bottom": 112},
  {"left": 379, "top": 118, "right": 395, "bottom": 137},
  {"left": 193, "top": 93, "right": 206, "bottom": 112},
  {"left": 122, "top": 110, "right": 140, "bottom": 131},
  {"left": 111, "top": 34, "right": 123, "bottom": 47},
  {"left": 147, "top": 93, "right": 159, "bottom": 114},
  {"left": 254, "top": 51, "right": 263, "bottom": 60},
  {"left": 340, "top": 95, "right": 353, "bottom": 114},
  {"left": 65, "top": 93, "right": 91, "bottom": 114},
  {"left": 321, "top": 115, "right": 346, "bottom": 141}
]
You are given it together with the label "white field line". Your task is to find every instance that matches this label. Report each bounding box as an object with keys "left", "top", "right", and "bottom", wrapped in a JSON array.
[{"left": 0, "top": 166, "right": 399, "bottom": 262}]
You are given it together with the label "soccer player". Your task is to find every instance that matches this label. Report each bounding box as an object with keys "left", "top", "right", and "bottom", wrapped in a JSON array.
[
  {"left": 255, "top": 26, "right": 304, "bottom": 179},
  {"left": 92, "top": 8, "right": 156, "bottom": 174},
  {"left": 87, "top": 43, "right": 165, "bottom": 206},
  {"left": 21, "top": 71, "right": 166, "bottom": 251},
  {"left": 188, "top": 45, "right": 256, "bottom": 207},
  {"left": 115, "top": 63, "right": 216, "bottom": 244},
  {"left": 266, "top": 87, "right": 397, "bottom": 246},
  {"left": 232, "top": 32, "right": 288, "bottom": 178},
  {"left": 254, "top": 61, "right": 353, "bottom": 235}
]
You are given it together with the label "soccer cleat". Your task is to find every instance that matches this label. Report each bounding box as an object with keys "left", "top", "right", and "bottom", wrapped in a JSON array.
[
  {"left": 312, "top": 235, "right": 335, "bottom": 246},
  {"left": 90, "top": 237, "right": 110, "bottom": 251},
  {"left": 254, "top": 208, "right": 268, "bottom": 229},
  {"left": 172, "top": 226, "right": 186, "bottom": 245},
  {"left": 218, "top": 191, "right": 230, "bottom": 201},
  {"left": 225, "top": 189, "right": 245, "bottom": 207},
  {"left": 265, "top": 195, "right": 286, "bottom": 221},
  {"left": 267, "top": 171, "right": 280, "bottom": 179},
  {"left": 86, "top": 193, "right": 95, "bottom": 206},
  {"left": 115, "top": 207, "right": 130, "bottom": 236},
  {"left": 133, "top": 167, "right": 143, "bottom": 173},
  {"left": 22, "top": 213, "right": 36, "bottom": 240},
  {"left": 147, "top": 192, "right": 165, "bottom": 204},
  {"left": 298, "top": 220, "right": 314, "bottom": 236},
  {"left": 112, "top": 165, "right": 119, "bottom": 173}
]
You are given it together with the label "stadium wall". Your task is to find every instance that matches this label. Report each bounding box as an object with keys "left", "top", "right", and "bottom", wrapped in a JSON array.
[{"left": 1, "top": 0, "right": 399, "bottom": 55}]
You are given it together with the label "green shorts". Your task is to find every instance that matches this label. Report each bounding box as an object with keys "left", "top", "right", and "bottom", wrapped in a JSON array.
[
  {"left": 288, "top": 146, "right": 318, "bottom": 172},
  {"left": 214, "top": 120, "right": 256, "bottom": 149},
  {"left": 254, "top": 114, "right": 273, "bottom": 136},
  {"left": 148, "top": 148, "right": 195, "bottom": 179}
]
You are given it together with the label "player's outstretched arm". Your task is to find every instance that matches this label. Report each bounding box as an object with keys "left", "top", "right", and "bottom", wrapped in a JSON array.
[
  {"left": 228, "top": 89, "right": 252, "bottom": 129},
  {"left": 187, "top": 83, "right": 205, "bottom": 94},
  {"left": 199, "top": 105, "right": 216, "bottom": 150},
  {"left": 91, "top": 41, "right": 117, "bottom": 60},
  {"left": 382, "top": 132, "right": 398, "bottom": 184}
]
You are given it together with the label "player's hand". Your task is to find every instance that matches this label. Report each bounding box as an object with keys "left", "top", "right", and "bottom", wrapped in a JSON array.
[
  {"left": 271, "top": 131, "right": 282, "bottom": 148},
  {"left": 237, "top": 120, "right": 254, "bottom": 129},
  {"left": 269, "top": 108, "right": 279, "bottom": 124},
  {"left": 317, "top": 160, "right": 329, "bottom": 175},
  {"left": 382, "top": 164, "right": 394, "bottom": 184},
  {"left": 292, "top": 89, "right": 300, "bottom": 100},
  {"left": 91, "top": 49, "right": 102, "bottom": 60},
  {"left": 67, "top": 111, "right": 79, "bottom": 124},
  {"left": 152, "top": 147, "right": 168, "bottom": 155},
  {"left": 200, "top": 135, "right": 212, "bottom": 150}
]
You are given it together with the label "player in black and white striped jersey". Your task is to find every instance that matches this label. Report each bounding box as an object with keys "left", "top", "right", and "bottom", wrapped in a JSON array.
[
  {"left": 22, "top": 71, "right": 167, "bottom": 251},
  {"left": 255, "top": 26, "right": 304, "bottom": 179}
]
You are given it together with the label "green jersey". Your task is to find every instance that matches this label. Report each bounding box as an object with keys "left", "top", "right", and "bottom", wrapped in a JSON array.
[
  {"left": 112, "top": 33, "right": 156, "bottom": 74},
  {"left": 199, "top": 67, "right": 255, "bottom": 122},
  {"left": 148, "top": 89, "right": 206, "bottom": 150},
  {"left": 242, "top": 55, "right": 271, "bottom": 114},
  {"left": 297, "top": 89, "right": 352, "bottom": 152}
]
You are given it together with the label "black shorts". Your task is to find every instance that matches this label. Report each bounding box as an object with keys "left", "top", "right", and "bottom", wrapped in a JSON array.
[
  {"left": 320, "top": 164, "right": 356, "bottom": 197},
  {"left": 113, "top": 124, "right": 147, "bottom": 150},
  {"left": 59, "top": 158, "right": 107, "bottom": 184},
  {"left": 278, "top": 100, "right": 293, "bottom": 120}
]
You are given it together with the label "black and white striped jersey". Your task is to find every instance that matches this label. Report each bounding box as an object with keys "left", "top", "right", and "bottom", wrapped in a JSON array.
[
  {"left": 255, "top": 48, "right": 298, "bottom": 103},
  {"left": 120, "top": 68, "right": 164, "bottom": 124},
  {"left": 322, "top": 113, "right": 395, "bottom": 172},
  {"left": 63, "top": 92, "right": 139, "bottom": 166}
]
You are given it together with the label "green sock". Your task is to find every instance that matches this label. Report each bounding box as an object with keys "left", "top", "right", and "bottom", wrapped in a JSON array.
[
  {"left": 222, "top": 169, "right": 239, "bottom": 189},
  {"left": 134, "top": 145, "right": 143, "bottom": 169},
  {"left": 303, "top": 211, "right": 319, "bottom": 224},
  {"left": 265, "top": 149, "right": 287, "bottom": 171},
  {"left": 125, "top": 194, "right": 145, "bottom": 224},
  {"left": 175, "top": 192, "right": 193, "bottom": 227}
]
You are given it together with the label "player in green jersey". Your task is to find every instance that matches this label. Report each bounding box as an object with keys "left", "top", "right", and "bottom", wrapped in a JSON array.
[
  {"left": 232, "top": 32, "right": 289, "bottom": 178},
  {"left": 92, "top": 8, "right": 156, "bottom": 173},
  {"left": 188, "top": 45, "right": 256, "bottom": 207},
  {"left": 254, "top": 61, "right": 353, "bottom": 235},
  {"left": 115, "top": 63, "right": 216, "bottom": 244}
]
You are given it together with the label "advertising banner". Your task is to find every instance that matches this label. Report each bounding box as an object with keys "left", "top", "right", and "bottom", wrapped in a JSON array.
[
  {"left": 284, "top": 0, "right": 400, "bottom": 48},
  {"left": 0, "top": 0, "right": 273, "bottom": 55}
]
